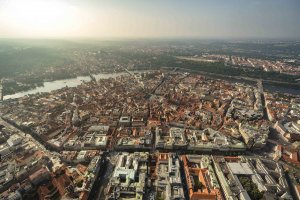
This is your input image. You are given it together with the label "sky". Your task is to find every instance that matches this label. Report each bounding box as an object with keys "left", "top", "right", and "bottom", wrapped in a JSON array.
[{"left": 0, "top": 0, "right": 299, "bottom": 39}]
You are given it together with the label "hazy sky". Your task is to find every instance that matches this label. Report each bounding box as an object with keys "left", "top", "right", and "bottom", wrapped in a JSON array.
[{"left": 0, "top": 0, "right": 299, "bottom": 39}]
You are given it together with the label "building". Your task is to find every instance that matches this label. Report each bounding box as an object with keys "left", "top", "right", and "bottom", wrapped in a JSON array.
[
  {"left": 0, "top": 144, "right": 11, "bottom": 158},
  {"left": 119, "top": 116, "right": 131, "bottom": 127},
  {"left": 275, "top": 144, "right": 300, "bottom": 168},
  {"left": 29, "top": 167, "right": 51, "bottom": 186},
  {"left": 212, "top": 156, "right": 291, "bottom": 200},
  {"left": 169, "top": 127, "right": 187, "bottom": 148},
  {"left": 154, "top": 153, "right": 185, "bottom": 200},
  {"left": 7, "top": 135, "right": 22, "bottom": 147},
  {"left": 274, "top": 121, "right": 300, "bottom": 142},
  {"left": 106, "top": 152, "right": 148, "bottom": 200},
  {"left": 182, "top": 155, "right": 223, "bottom": 200},
  {"left": 238, "top": 122, "right": 269, "bottom": 149},
  {"left": 86, "top": 125, "right": 109, "bottom": 148},
  {"left": 186, "top": 128, "right": 246, "bottom": 152}
]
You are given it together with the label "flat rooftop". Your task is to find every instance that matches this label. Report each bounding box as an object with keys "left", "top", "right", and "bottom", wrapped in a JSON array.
[{"left": 227, "top": 162, "right": 253, "bottom": 175}]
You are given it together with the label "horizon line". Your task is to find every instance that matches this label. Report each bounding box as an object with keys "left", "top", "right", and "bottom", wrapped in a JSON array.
[{"left": 0, "top": 36, "right": 300, "bottom": 42}]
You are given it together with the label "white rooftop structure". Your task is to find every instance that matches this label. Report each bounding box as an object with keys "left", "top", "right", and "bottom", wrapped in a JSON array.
[
  {"left": 227, "top": 162, "right": 253, "bottom": 175},
  {"left": 88, "top": 125, "right": 109, "bottom": 132},
  {"left": 76, "top": 150, "right": 87, "bottom": 161},
  {"left": 113, "top": 168, "right": 136, "bottom": 181},
  {"left": 7, "top": 134, "right": 22, "bottom": 147},
  {"left": 95, "top": 136, "right": 108, "bottom": 146}
]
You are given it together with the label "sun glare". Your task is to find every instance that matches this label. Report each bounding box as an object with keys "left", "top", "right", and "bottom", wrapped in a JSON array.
[{"left": 1, "top": 0, "right": 81, "bottom": 36}]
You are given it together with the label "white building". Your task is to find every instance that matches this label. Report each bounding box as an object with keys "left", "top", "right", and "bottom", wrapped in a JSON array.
[{"left": 7, "top": 135, "right": 22, "bottom": 147}]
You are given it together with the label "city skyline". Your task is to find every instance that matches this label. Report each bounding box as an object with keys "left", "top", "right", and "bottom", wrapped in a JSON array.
[
  {"left": 0, "top": 0, "right": 300, "bottom": 39},
  {"left": 1, "top": 1, "right": 300, "bottom": 199}
]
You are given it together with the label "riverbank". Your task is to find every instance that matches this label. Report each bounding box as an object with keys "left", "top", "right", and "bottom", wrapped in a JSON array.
[
  {"left": 3, "top": 70, "right": 151, "bottom": 100},
  {"left": 3, "top": 68, "right": 300, "bottom": 100}
]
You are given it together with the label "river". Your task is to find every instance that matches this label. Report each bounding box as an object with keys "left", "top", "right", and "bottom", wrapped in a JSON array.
[
  {"left": 3, "top": 70, "right": 300, "bottom": 100},
  {"left": 3, "top": 71, "right": 144, "bottom": 100}
]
